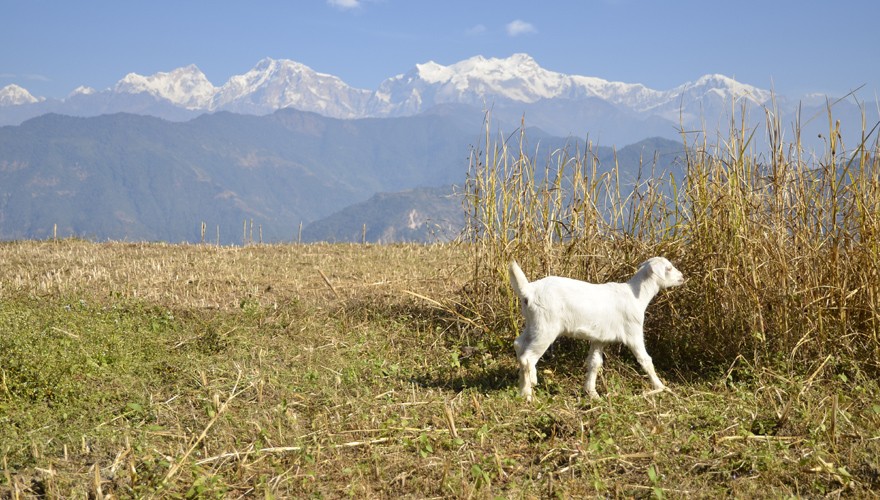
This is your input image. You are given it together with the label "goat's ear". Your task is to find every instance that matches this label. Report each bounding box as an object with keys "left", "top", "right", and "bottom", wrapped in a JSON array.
[{"left": 644, "top": 258, "right": 664, "bottom": 277}]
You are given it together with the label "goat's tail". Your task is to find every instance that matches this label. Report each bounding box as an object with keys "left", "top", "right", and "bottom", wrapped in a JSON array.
[{"left": 508, "top": 261, "right": 531, "bottom": 299}]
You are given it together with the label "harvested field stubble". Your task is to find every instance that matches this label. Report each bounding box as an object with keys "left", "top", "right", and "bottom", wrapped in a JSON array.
[{"left": 1, "top": 239, "right": 878, "bottom": 497}]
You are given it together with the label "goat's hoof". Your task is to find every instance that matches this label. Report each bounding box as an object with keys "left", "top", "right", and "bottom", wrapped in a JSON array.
[
  {"left": 588, "top": 391, "right": 601, "bottom": 400},
  {"left": 643, "top": 387, "right": 666, "bottom": 397}
]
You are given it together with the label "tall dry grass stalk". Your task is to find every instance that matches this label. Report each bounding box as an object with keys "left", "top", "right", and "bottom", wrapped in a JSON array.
[{"left": 464, "top": 101, "right": 880, "bottom": 373}]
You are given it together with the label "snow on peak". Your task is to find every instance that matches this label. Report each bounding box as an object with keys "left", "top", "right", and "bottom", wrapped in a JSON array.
[
  {"left": 695, "top": 73, "right": 739, "bottom": 86},
  {"left": 391, "top": 55, "right": 776, "bottom": 114},
  {"left": 676, "top": 73, "right": 770, "bottom": 104},
  {"left": 413, "top": 60, "right": 450, "bottom": 84},
  {"left": 395, "top": 53, "right": 568, "bottom": 104},
  {"left": 114, "top": 64, "right": 215, "bottom": 109},
  {"left": 212, "top": 57, "right": 371, "bottom": 117},
  {"left": 381, "top": 53, "right": 667, "bottom": 111},
  {"left": 0, "top": 84, "right": 43, "bottom": 106},
  {"left": 0, "top": 53, "right": 777, "bottom": 128},
  {"left": 219, "top": 58, "right": 315, "bottom": 97},
  {"left": 68, "top": 86, "right": 97, "bottom": 98},
  {"left": 420, "top": 54, "right": 549, "bottom": 84}
]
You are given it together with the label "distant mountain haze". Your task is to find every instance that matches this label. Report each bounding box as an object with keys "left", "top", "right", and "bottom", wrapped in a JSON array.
[
  {"left": 0, "top": 108, "right": 684, "bottom": 243},
  {"left": 0, "top": 110, "right": 486, "bottom": 243}
]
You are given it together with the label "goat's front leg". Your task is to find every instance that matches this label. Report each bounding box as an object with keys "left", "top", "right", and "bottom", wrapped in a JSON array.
[
  {"left": 584, "top": 342, "right": 606, "bottom": 399},
  {"left": 627, "top": 339, "right": 665, "bottom": 393}
]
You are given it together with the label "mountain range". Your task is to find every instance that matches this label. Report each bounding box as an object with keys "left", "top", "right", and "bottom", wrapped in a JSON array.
[
  {"left": 3, "top": 54, "right": 768, "bottom": 117},
  {"left": 1, "top": 54, "right": 876, "bottom": 243},
  {"left": 5, "top": 53, "right": 873, "bottom": 146}
]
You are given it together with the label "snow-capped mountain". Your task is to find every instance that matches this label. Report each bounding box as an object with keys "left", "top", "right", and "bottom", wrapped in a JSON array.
[
  {"left": 0, "top": 84, "right": 43, "bottom": 106},
  {"left": 372, "top": 54, "right": 665, "bottom": 113},
  {"left": 673, "top": 73, "right": 771, "bottom": 104},
  {"left": 212, "top": 58, "right": 372, "bottom": 117},
  {"left": 368, "top": 54, "right": 774, "bottom": 117},
  {"left": 114, "top": 64, "right": 216, "bottom": 110},
  {"left": 3, "top": 53, "right": 866, "bottom": 145},
  {"left": 0, "top": 54, "right": 773, "bottom": 118},
  {"left": 370, "top": 53, "right": 577, "bottom": 114}
]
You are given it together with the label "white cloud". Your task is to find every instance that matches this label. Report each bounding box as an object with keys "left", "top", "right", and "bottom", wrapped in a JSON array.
[
  {"left": 506, "top": 19, "right": 537, "bottom": 36},
  {"left": 327, "top": 0, "right": 361, "bottom": 10}
]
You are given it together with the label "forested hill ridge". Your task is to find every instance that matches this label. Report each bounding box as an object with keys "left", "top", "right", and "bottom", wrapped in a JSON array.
[{"left": 0, "top": 110, "right": 683, "bottom": 243}]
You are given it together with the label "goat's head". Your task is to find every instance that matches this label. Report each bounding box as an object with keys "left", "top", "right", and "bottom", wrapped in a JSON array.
[{"left": 640, "top": 257, "right": 685, "bottom": 288}]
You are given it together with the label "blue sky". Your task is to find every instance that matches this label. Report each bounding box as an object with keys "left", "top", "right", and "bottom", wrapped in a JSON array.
[{"left": 3, "top": 0, "right": 878, "bottom": 101}]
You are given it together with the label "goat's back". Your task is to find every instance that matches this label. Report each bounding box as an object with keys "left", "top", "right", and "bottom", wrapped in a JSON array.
[
  {"left": 526, "top": 276, "right": 639, "bottom": 326},
  {"left": 522, "top": 277, "right": 645, "bottom": 344}
]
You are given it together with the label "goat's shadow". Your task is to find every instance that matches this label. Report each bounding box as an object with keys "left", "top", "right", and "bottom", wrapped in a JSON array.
[
  {"left": 409, "top": 359, "right": 516, "bottom": 394},
  {"left": 409, "top": 337, "right": 598, "bottom": 395},
  {"left": 409, "top": 336, "right": 713, "bottom": 397},
  {"left": 337, "top": 297, "right": 522, "bottom": 393}
]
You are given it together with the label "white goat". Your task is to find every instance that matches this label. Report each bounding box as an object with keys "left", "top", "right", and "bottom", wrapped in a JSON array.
[{"left": 509, "top": 257, "right": 684, "bottom": 401}]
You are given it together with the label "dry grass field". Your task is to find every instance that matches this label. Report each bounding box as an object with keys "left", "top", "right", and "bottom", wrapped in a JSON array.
[{"left": 1, "top": 240, "right": 878, "bottom": 498}]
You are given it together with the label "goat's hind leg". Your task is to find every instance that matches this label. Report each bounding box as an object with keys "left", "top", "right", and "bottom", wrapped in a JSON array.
[
  {"left": 517, "top": 356, "right": 536, "bottom": 401},
  {"left": 513, "top": 335, "right": 533, "bottom": 401},
  {"left": 514, "top": 331, "right": 551, "bottom": 402}
]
